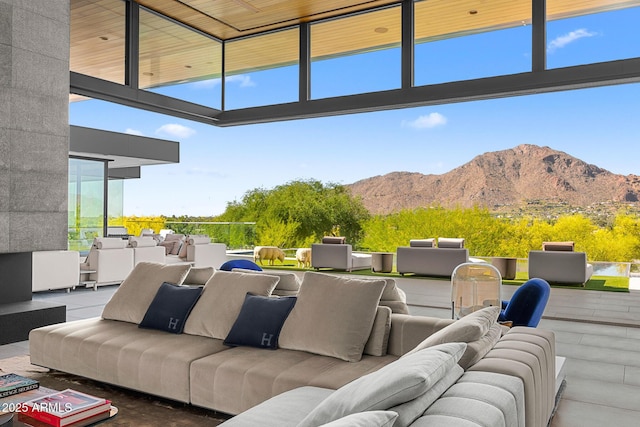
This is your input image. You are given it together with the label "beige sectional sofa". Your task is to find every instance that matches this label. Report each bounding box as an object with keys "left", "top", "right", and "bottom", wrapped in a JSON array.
[{"left": 29, "top": 265, "right": 557, "bottom": 427}]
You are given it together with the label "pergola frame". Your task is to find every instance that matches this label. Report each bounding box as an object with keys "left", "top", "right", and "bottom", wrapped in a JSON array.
[{"left": 70, "top": 0, "right": 640, "bottom": 127}]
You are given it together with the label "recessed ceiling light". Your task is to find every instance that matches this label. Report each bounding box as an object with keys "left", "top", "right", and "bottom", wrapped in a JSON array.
[
  {"left": 143, "top": 72, "right": 154, "bottom": 76},
  {"left": 99, "top": 36, "right": 109, "bottom": 41},
  {"left": 374, "top": 27, "right": 388, "bottom": 34},
  {"left": 469, "top": 10, "right": 478, "bottom": 15},
  {"left": 185, "top": 65, "right": 192, "bottom": 68}
]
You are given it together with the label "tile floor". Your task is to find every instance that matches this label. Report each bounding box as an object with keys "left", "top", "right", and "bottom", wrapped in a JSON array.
[{"left": 2, "top": 275, "right": 640, "bottom": 426}]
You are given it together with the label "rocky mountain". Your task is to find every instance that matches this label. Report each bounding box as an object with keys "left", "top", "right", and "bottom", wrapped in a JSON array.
[{"left": 347, "top": 144, "right": 640, "bottom": 215}]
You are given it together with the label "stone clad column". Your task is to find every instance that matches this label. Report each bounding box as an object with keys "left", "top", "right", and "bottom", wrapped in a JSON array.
[{"left": 0, "top": 0, "right": 70, "bottom": 254}]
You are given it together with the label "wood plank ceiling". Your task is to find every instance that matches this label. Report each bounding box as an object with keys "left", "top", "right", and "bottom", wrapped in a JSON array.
[{"left": 71, "top": 0, "right": 638, "bottom": 97}]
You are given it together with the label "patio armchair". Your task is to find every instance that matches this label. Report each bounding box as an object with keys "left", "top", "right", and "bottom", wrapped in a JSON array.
[
  {"left": 499, "top": 278, "right": 551, "bottom": 327},
  {"left": 81, "top": 237, "right": 134, "bottom": 288},
  {"left": 311, "top": 236, "right": 372, "bottom": 272}
]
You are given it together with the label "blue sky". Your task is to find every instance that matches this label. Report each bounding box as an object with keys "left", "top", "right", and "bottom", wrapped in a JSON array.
[{"left": 69, "top": 7, "right": 640, "bottom": 217}]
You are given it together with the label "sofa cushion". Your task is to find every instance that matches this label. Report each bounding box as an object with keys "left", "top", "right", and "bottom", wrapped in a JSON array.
[
  {"left": 187, "top": 235, "right": 210, "bottom": 245},
  {"left": 232, "top": 268, "right": 301, "bottom": 296},
  {"left": 364, "top": 306, "right": 392, "bottom": 357},
  {"left": 437, "top": 237, "right": 465, "bottom": 248},
  {"left": 404, "top": 306, "right": 500, "bottom": 357},
  {"left": 322, "top": 236, "right": 346, "bottom": 244},
  {"left": 93, "top": 237, "right": 127, "bottom": 249},
  {"left": 388, "top": 364, "right": 464, "bottom": 427},
  {"left": 279, "top": 271, "right": 385, "bottom": 362},
  {"left": 409, "top": 239, "right": 435, "bottom": 247},
  {"left": 183, "top": 266, "right": 215, "bottom": 286},
  {"left": 101, "top": 262, "right": 192, "bottom": 324},
  {"left": 139, "top": 282, "right": 203, "bottom": 334},
  {"left": 224, "top": 293, "right": 297, "bottom": 349},
  {"left": 542, "top": 241, "right": 574, "bottom": 251},
  {"left": 184, "top": 270, "right": 279, "bottom": 340},
  {"left": 297, "top": 342, "right": 467, "bottom": 427},
  {"left": 458, "top": 323, "right": 503, "bottom": 369},
  {"left": 321, "top": 411, "right": 399, "bottom": 427}
]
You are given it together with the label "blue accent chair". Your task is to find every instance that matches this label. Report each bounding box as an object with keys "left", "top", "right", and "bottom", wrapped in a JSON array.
[
  {"left": 499, "top": 278, "right": 551, "bottom": 327},
  {"left": 219, "top": 259, "right": 263, "bottom": 272}
]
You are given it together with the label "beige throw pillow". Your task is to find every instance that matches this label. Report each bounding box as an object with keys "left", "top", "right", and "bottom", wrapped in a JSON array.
[
  {"left": 364, "top": 306, "right": 392, "bottom": 357},
  {"left": 297, "top": 342, "right": 467, "bottom": 427},
  {"left": 278, "top": 271, "right": 386, "bottom": 362},
  {"left": 183, "top": 270, "right": 279, "bottom": 339},
  {"left": 404, "top": 306, "right": 500, "bottom": 358},
  {"left": 183, "top": 266, "right": 215, "bottom": 286},
  {"left": 101, "top": 262, "right": 192, "bottom": 324}
]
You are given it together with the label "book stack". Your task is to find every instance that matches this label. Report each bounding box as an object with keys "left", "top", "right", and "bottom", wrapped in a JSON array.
[
  {"left": 0, "top": 373, "right": 39, "bottom": 398},
  {"left": 17, "top": 389, "right": 111, "bottom": 427}
]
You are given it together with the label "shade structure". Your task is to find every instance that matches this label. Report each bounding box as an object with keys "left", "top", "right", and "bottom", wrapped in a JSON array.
[{"left": 451, "top": 262, "right": 502, "bottom": 320}]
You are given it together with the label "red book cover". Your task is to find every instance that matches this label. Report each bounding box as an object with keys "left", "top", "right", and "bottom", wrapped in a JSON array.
[{"left": 21, "top": 389, "right": 110, "bottom": 427}]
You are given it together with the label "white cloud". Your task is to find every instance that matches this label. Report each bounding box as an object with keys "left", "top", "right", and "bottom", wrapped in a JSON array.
[
  {"left": 548, "top": 28, "right": 597, "bottom": 53},
  {"left": 155, "top": 123, "right": 196, "bottom": 139},
  {"left": 125, "top": 128, "right": 144, "bottom": 136},
  {"left": 226, "top": 74, "right": 256, "bottom": 87},
  {"left": 402, "top": 112, "right": 447, "bottom": 129}
]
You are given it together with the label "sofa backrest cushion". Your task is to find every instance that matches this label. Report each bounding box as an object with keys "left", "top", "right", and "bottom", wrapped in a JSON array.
[
  {"left": 542, "top": 241, "right": 574, "bottom": 251},
  {"left": 458, "top": 323, "right": 503, "bottom": 369},
  {"left": 409, "top": 238, "right": 435, "bottom": 248},
  {"left": 93, "top": 237, "right": 127, "bottom": 249},
  {"left": 102, "top": 262, "right": 192, "bottom": 324},
  {"left": 187, "top": 235, "right": 210, "bottom": 245},
  {"left": 297, "top": 342, "right": 467, "bottom": 427},
  {"left": 184, "top": 270, "right": 279, "bottom": 340},
  {"left": 364, "top": 306, "right": 392, "bottom": 356},
  {"left": 403, "top": 306, "right": 500, "bottom": 368},
  {"left": 321, "top": 236, "right": 346, "bottom": 244},
  {"left": 279, "top": 271, "right": 385, "bottom": 362},
  {"left": 232, "top": 268, "right": 301, "bottom": 295},
  {"left": 437, "top": 237, "right": 465, "bottom": 248},
  {"left": 128, "top": 236, "right": 157, "bottom": 248},
  {"left": 183, "top": 266, "right": 215, "bottom": 286},
  {"left": 223, "top": 293, "right": 297, "bottom": 349}
]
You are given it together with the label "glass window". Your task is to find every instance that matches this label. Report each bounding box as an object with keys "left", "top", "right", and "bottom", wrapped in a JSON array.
[
  {"left": 547, "top": 0, "right": 640, "bottom": 69},
  {"left": 224, "top": 28, "right": 299, "bottom": 110},
  {"left": 311, "top": 6, "right": 401, "bottom": 99},
  {"left": 139, "top": 9, "right": 222, "bottom": 109},
  {"left": 414, "top": 0, "right": 531, "bottom": 86},
  {"left": 68, "top": 158, "right": 106, "bottom": 252},
  {"left": 71, "top": 0, "right": 126, "bottom": 84},
  {"left": 108, "top": 179, "right": 124, "bottom": 227}
]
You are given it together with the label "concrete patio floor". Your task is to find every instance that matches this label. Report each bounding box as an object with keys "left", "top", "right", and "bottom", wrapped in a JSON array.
[{"left": 1, "top": 275, "right": 639, "bottom": 426}]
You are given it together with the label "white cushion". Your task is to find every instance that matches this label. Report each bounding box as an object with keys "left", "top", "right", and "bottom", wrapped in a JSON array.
[
  {"left": 183, "top": 270, "right": 279, "bottom": 339},
  {"left": 188, "top": 235, "right": 211, "bottom": 245},
  {"left": 404, "top": 306, "right": 500, "bottom": 357},
  {"left": 128, "top": 236, "right": 157, "bottom": 248},
  {"left": 101, "top": 262, "right": 192, "bottom": 324},
  {"left": 279, "top": 272, "right": 385, "bottom": 362},
  {"left": 93, "top": 237, "right": 127, "bottom": 249},
  {"left": 363, "top": 306, "right": 392, "bottom": 356},
  {"left": 297, "top": 342, "right": 467, "bottom": 427}
]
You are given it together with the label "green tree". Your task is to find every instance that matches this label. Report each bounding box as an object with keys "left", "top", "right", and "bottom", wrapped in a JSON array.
[{"left": 216, "top": 180, "right": 370, "bottom": 248}]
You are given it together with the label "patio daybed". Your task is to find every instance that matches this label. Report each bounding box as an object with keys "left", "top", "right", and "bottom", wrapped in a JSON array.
[
  {"left": 30, "top": 265, "right": 557, "bottom": 427},
  {"left": 396, "top": 238, "right": 469, "bottom": 277}
]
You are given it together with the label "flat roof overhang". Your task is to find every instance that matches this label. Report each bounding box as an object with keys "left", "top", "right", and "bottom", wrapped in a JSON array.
[{"left": 69, "top": 125, "right": 180, "bottom": 178}]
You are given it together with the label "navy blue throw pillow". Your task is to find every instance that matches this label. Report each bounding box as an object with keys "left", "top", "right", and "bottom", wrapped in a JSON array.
[
  {"left": 139, "top": 282, "right": 203, "bottom": 334},
  {"left": 224, "top": 293, "right": 297, "bottom": 349}
]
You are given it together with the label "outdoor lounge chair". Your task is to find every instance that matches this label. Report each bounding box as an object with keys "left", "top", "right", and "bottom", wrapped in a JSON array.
[{"left": 499, "top": 278, "right": 551, "bottom": 327}]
